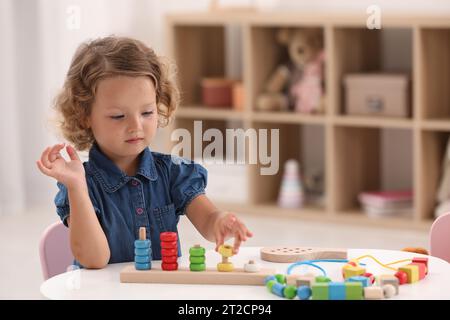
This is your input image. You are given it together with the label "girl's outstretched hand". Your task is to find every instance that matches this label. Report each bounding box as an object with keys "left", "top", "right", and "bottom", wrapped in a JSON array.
[
  {"left": 36, "top": 143, "right": 86, "bottom": 188},
  {"left": 214, "top": 212, "right": 253, "bottom": 255}
]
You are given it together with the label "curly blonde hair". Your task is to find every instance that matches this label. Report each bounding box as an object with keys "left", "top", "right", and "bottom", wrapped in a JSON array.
[{"left": 53, "top": 36, "right": 180, "bottom": 151}]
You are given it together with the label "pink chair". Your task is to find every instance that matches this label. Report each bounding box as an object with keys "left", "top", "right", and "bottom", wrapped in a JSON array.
[
  {"left": 430, "top": 212, "right": 450, "bottom": 263},
  {"left": 39, "top": 221, "right": 74, "bottom": 280}
]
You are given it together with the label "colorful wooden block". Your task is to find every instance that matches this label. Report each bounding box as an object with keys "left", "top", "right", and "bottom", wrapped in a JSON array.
[
  {"left": 329, "top": 282, "right": 346, "bottom": 300},
  {"left": 410, "top": 262, "right": 426, "bottom": 280},
  {"left": 364, "top": 286, "right": 384, "bottom": 299},
  {"left": 345, "top": 282, "right": 363, "bottom": 300},
  {"left": 312, "top": 283, "right": 329, "bottom": 300},
  {"left": 412, "top": 257, "right": 428, "bottom": 275},
  {"left": 315, "top": 276, "right": 332, "bottom": 283},
  {"left": 377, "top": 275, "right": 399, "bottom": 294},
  {"left": 347, "top": 276, "right": 370, "bottom": 287},
  {"left": 295, "top": 274, "right": 315, "bottom": 288},
  {"left": 343, "top": 265, "right": 366, "bottom": 279},
  {"left": 297, "top": 285, "right": 312, "bottom": 300},
  {"left": 399, "top": 265, "right": 419, "bottom": 283}
]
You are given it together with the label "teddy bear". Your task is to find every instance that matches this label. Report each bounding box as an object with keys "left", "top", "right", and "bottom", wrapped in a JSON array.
[{"left": 256, "top": 28, "right": 325, "bottom": 114}]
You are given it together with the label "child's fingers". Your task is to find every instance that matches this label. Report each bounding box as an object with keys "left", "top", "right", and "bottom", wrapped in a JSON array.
[
  {"left": 36, "top": 159, "right": 52, "bottom": 176},
  {"left": 41, "top": 147, "right": 52, "bottom": 169},
  {"left": 215, "top": 231, "right": 224, "bottom": 252},
  {"left": 232, "top": 237, "right": 242, "bottom": 254},
  {"left": 49, "top": 143, "right": 65, "bottom": 162},
  {"left": 66, "top": 145, "right": 80, "bottom": 161}
]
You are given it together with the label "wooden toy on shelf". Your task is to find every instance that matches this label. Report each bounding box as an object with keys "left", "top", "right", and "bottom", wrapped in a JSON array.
[
  {"left": 260, "top": 246, "right": 348, "bottom": 263},
  {"left": 134, "top": 227, "right": 151, "bottom": 270}
]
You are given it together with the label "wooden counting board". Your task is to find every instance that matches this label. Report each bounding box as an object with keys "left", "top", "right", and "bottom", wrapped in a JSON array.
[
  {"left": 120, "top": 265, "right": 276, "bottom": 286},
  {"left": 260, "top": 246, "right": 348, "bottom": 263}
]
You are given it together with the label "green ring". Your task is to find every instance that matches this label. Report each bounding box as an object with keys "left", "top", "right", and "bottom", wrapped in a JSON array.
[
  {"left": 190, "top": 263, "right": 206, "bottom": 271},
  {"left": 189, "top": 246, "right": 206, "bottom": 257},
  {"left": 189, "top": 256, "right": 205, "bottom": 264}
]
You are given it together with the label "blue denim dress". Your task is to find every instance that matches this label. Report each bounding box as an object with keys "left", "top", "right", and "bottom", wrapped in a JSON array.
[{"left": 54, "top": 143, "right": 207, "bottom": 266}]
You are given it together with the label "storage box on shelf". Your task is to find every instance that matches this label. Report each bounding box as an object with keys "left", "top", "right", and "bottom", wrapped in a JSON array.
[{"left": 165, "top": 12, "right": 450, "bottom": 230}]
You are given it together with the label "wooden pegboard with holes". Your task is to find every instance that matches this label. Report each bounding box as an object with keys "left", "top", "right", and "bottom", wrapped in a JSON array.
[
  {"left": 260, "top": 246, "right": 348, "bottom": 263},
  {"left": 120, "top": 265, "right": 276, "bottom": 285}
]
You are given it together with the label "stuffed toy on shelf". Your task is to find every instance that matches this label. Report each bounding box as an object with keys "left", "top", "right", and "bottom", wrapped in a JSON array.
[{"left": 256, "top": 28, "right": 325, "bottom": 114}]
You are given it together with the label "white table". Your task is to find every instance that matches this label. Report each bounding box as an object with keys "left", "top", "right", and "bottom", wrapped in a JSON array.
[{"left": 40, "top": 247, "right": 450, "bottom": 300}]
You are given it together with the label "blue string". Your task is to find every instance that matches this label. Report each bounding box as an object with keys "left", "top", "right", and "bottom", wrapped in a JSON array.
[{"left": 286, "top": 259, "right": 367, "bottom": 277}]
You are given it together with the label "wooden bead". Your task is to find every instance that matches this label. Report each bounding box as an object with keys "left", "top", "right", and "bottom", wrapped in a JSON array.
[
  {"left": 275, "top": 274, "right": 286, "bottom": 284},
  {"left": 382, "top": 284, "right": 396, "bottom": 298},
  {"left": 217, "top": 262, "right": 234, "bottom": 272},
  {"left": 244, "top": 260, "right": 261, "bottom": 273},
  {"left": 283, "top": 285, "right": 297, "bottom": 299},
  {"left": 135, "top": 255, "right": 151, "bottom": 263},
  {"left": 160, "top": 232, "right": 177, "bottom": 242},
  {"left": 161, "top": 262, "right": 178, "bottom": 271},
  {"left": 135, "top": 262, "right": 151, "bottom": 270},
  {"left": 266, "top": 280, "right": 276, "bottom": 292},
  {"left": 189, "top": 245, "right": 206, "bottom": 257},
  {"left": 134, "top": 239, "right": 150, "bottom": 249},
  {"left": 161, "top": 241, "right": 178, "bottom": 249},
  {"left": 189, "top": 256, "right": 206, "bottom": 264},
  {"left": 161, "top": 248, "right": 177, "bottom": 256},
  {"left": 297, "top": 285, "right": 312, "bottom": 300},
  {"left": 394, "top": 270, "right": 408, "bottom": 285},
  {"left": 134, "top": 248, "right": 151, "bottom": 256},
  {"left": 218, "top": 244, "right": 234, "bottom": 257},
  {"left": 162, "top": 255, "right": 178, "bottom": 264},
  {"left": 190, "top": 263, "right": 206, "bottom": 272}
]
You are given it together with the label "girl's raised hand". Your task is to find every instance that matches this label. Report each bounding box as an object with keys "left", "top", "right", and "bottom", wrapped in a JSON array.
[
  {"left": 214, "top": 212, "right": 253, "bottom": 255},
  {"left": 36, "top": 143, "right": 86, "bottom": 188}
]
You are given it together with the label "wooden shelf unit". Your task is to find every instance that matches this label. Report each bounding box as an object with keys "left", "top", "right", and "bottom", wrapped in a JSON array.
[{"left": 165, "top": 12, "right": 450, "bottom": 231}]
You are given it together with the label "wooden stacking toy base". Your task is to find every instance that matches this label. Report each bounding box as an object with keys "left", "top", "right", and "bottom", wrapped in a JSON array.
[{"left": 120, "top": 265, "right": 276, "bottom": 286}]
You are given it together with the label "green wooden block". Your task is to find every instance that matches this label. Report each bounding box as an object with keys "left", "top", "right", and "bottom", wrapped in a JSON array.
[
  {"left": 312, "top": 283, "right": 329, "bottom": 300},
  {"left": 315, "top": 276, "right": 332, "bottom": 283},
  {"left": 345, "top": 282, "right": 363, "bottom": 300},
  {"left": 283, "top": 285, "right": 297, "bottom": 299}
]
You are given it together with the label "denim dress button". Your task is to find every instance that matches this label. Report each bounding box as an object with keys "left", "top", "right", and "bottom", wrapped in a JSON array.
[{"left": 136, "top": 207, "right": 144, "bottom": 215}]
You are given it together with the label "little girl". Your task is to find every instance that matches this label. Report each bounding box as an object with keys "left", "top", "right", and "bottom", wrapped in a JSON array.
[{"left": 36, "top": 36, "right": 253, "bottom": 269}]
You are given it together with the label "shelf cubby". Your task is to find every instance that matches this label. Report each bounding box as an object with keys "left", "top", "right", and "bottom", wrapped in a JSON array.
[
  {"left": 333, "top": 126, "right": 413, "bottom": 217},
  {"left": 332, "top": 27, "right": 413, "bottom": 117},
  {"left": 249, "top": 121, "right": 326, "bottom": 211},
  {"left": 419, "top": 28, "right": 450, "bottom": 120}
]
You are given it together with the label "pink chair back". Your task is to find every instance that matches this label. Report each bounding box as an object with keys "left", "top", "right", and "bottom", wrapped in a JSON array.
[
  {"left": 430, "top": 212, "right": 450, "bottom": 263},
  {"left": 39, "top": 221, "right": 74, "bottom": 280}
]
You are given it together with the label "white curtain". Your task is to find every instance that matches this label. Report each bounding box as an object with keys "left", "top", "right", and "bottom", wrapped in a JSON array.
[{"left": 0, "top": 0, "right": 211, "bottom": 215}]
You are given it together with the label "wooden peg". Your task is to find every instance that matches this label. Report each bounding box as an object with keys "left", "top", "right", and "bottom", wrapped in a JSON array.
[{"left": 139, "top": 227, "right": 146, "bottom": 240}]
